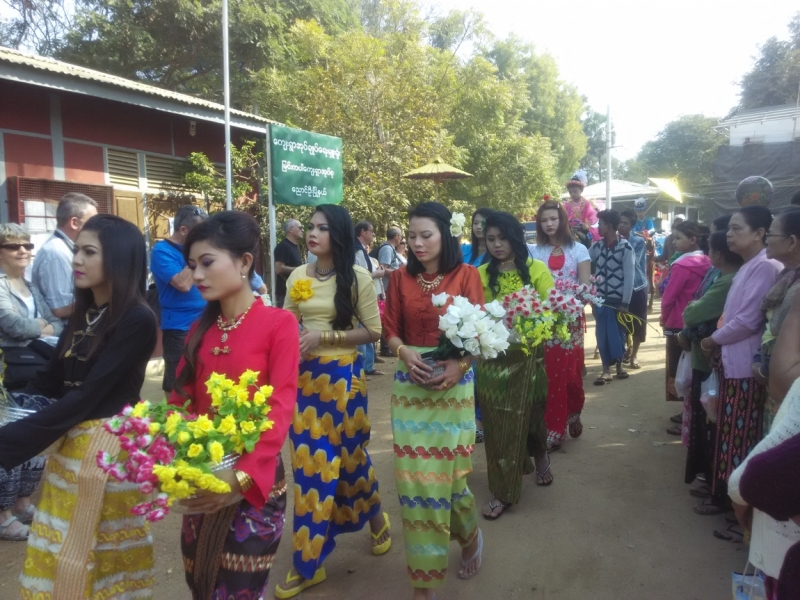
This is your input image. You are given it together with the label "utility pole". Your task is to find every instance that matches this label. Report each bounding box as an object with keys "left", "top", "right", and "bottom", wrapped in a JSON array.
[
  {"left": 793, "top": 77, "right": 800, "bottom": 142},
  {"left": 222, "top": 0, "right": 233, "bottom": 210},
  {"left": 606, "top": 105, "right": 612, "bottom": 209}
]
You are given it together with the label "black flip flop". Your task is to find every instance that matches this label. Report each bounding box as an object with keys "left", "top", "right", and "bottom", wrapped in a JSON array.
[
  {"left": 482, "top": 501, "right": 510, "bottom": 520},
  {"left": 689, "top": 484, "right": 711, "bottom": 498},
  {"left": 535, "top": 457, "right": 554, "bottom": 486},
  {"left": 666, "top": 425, "right": 681, "bottom": 435},
  {"left": 694, "top": 500, "right": 724, "bottom": 516},
  {"left": 616, "top": 370, "right": 630, "bottom": 380},
  {"left": 713, "top": 525, "right": 744, "bottom": 543},
  {"left": 670, "top": 414, "right": 683, "bottom": 424}
]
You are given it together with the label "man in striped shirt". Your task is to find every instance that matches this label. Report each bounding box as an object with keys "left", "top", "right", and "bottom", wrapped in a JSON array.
[
  {"left": 589, "top": 209, "right": 635, "bottom": 385},
  {"left": 32, "top": 193, "right": 98, "bottom": 325}
]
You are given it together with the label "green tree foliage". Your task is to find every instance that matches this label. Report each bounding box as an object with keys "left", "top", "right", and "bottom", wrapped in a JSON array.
[
  {"left": 580, "top": 109, "right": 615, "bottom": 184},
  {"left": 255, "top": 20, "right": 454, "bottom": 228},
  {"left": 483, "top": 36, "right": 588, "bottom": 179},
  {"left": 32, "top": 0, "right": 358, "bottom": 105},
  {"left": 626, "top": 115, "right": 725, "bottom": 194},
  {"left": 737, "top": 12, "right": 800, "bottom": 110}
]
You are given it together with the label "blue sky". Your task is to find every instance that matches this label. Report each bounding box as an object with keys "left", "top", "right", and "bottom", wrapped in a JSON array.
[{"left": 429, "top": 0, "right": 799, "bottom": 159}]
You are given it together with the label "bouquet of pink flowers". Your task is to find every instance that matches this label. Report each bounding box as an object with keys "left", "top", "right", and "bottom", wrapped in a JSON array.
[
  {"left": 501, "top": 286, "right": 566, "bottom": 354},
  {"left": 500, "top": 276, "right": 604, "bottom": 353}
]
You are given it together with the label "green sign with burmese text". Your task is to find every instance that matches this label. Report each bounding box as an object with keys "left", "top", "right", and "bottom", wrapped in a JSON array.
[{"left": 269, "top": 124, "right": 343, "bottom": 206}]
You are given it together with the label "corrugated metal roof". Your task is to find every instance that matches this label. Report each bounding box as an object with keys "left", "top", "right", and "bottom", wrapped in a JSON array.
[
  {"left": 717, "top": 104, "right": 799, "bottom": 128},
  {"left": 0, "top": 46, "right": 280, "bottom": 131}
]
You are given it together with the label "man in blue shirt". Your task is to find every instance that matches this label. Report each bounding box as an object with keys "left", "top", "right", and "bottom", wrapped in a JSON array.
[
  {"left": 151, "top": 205, "right": 208, "bottom": 393},
  {"left": 618, "top": 209, "right": 648, "bottom": 369},
  {"left": 632, "top": 197, "right": 655, "bottom": 235}
]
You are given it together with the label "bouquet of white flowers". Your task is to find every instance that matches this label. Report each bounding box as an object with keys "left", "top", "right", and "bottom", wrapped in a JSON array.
[{"left": 429, "top": 293, "right": 511, "bottom": 360}]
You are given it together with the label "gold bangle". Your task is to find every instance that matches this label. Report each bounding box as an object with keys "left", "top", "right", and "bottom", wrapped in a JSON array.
[
  {"left": 235, "top": 470, "right": 253, "bottom": 493},
  {"left": 395, "top": 344, "right": 407, "bottom": 358},
  {"left": 700, "top": 339, "right": 712, "bottom": 351},
  {"left": 458, "top": 359, "right": 470, "bottom": 373}
]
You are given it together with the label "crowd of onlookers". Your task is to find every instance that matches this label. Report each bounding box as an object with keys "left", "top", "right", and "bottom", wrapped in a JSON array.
[{"left": 652, "top": 201, "right": 800, "bottom": 598}]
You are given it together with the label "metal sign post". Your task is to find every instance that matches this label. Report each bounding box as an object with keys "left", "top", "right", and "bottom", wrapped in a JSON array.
[
  {"left": 222, "top": 0, "right": 232, "bottom": 210},
  {"left": 606, "top": 105, "right": 612, "bottom": 209},
  {"left": 266, "top": 125, "right": 277, "bottom": 298}
]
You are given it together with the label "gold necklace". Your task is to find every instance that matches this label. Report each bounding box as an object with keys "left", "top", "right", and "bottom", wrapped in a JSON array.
[
  {"left": 416, "top": 272, "right": 444, "bottom": 293},
  {"left": 64, "top": 307, "right": 107, "bottom": 358},
  {"left": 499, "top": 258, "right": 516, "bottom": 272},
  {"left": 212, "top": 302, "right": 253, "bottom": 355}
]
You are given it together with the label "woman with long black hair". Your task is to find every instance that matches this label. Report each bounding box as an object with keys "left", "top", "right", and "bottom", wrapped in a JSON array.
[
  {"left": 477, "top": 211, "right": 554, "bottom": 520},
  {"left": 170, "top": 211, "right": 299, "bottom": 599},
  {"left": 276, "top": 204, "right": 390, "bottom": 599},
  {"left": 461, "top": 207, "right": 494, "bottom": 267},
  {"left": 0, "top": 214, "right": 158, "bottom": 598}
]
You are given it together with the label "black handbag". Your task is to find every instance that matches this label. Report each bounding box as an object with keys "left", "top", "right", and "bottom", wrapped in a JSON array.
[{"left": 1, "top": 340, "right": 54, "bottom": 390}]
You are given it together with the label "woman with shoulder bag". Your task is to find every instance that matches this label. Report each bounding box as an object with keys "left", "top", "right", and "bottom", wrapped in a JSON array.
[{"left": 0, "top": 224, "right": 63, "bottom": 389}]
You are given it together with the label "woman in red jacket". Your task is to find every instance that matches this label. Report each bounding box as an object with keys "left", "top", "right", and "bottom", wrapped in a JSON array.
[
  {"left": 171, "top": 211, "right": 299, "bottom": 599},
  {"left": 660, "top": 221, "right": 710, "bottom": 415}
]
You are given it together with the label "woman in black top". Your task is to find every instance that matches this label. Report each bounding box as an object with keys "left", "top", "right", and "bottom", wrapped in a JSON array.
[{"left": 0, "top": 214, "right": 157, "bottom": 598}]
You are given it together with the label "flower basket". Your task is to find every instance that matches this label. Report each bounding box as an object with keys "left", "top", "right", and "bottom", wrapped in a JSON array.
[{"left": 97, "top": 369, "right": 275, "bottom": 522}]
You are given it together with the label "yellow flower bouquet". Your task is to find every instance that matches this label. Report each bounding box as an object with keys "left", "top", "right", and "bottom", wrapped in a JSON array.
[{"left": 97, "top": 369, "right": 274, "bottom": 521}]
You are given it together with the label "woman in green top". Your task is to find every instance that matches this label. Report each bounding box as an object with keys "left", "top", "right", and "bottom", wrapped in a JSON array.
[
  {"left": 679, "top": 231, "right": 743, "bottom": 490},
  {"left": 476, "top": 211, "right": 554, "bottom": 520}
]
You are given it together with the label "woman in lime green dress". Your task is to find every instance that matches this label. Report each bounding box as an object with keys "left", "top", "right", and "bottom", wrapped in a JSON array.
[{"left": 477, "top": 211, "right": 554, "bottom": 520}]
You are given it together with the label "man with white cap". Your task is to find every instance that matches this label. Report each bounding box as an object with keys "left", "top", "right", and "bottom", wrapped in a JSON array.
[{"left": 632, "top": 198, "right": 655, "bottom": 235}]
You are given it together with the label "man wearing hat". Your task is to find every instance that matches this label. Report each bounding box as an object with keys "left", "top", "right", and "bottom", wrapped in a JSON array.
[
  {"left": 564, "top": 169, "right": 601, "bottom": 243},
  {"left": 632, "top": 198, "right": 655, "bottom": 235}
]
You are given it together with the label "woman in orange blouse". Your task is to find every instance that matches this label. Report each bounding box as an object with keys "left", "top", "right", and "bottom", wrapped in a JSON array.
[{"left": 383, "top": 202, "right": 485, "bottom": 599}]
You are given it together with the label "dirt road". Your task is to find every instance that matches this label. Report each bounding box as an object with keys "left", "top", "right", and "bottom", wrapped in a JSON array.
[{"left": 0, "top": 304, "right": 745, "bottom": 599}]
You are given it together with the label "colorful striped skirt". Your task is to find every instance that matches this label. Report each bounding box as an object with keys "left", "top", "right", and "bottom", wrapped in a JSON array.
[
  {"left": 392, "top": 348, "right": 478, "bottom": 589},
  {"left": 19, "top": 419, "right": 154, "bottom": 600},
  {"left": 180, "top": 456, "right": 287, "bottom": 599},
  {"left": 477, "top": 347, "right": 547, "bottom": 503},
  {"left": 711, "top": 373, "right": 766, "bottom": 499},
  {"left": 289, "top": 352, "right": 381, "bottom": 580}
]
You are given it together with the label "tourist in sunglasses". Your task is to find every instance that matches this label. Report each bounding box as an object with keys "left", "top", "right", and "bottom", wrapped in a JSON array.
[{"left": 0, "top": 223, "right": 62, "bottom": 353}]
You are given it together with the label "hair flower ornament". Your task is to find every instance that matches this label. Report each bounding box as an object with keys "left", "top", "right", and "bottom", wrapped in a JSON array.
[{"left": 450, "top": 212, "right": 466, "bottom": 238}]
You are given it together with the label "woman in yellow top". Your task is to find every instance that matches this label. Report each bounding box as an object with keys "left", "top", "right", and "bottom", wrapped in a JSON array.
[
  {"left": 276, "top": 204, "right": 391, "bottom": 598},
  {"left": 476, "top": 211, "right": 554, "bottom": 520}
]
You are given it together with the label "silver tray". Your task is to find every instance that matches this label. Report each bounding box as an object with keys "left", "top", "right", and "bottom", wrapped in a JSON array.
[
  {"left": 0, "top": 405, "right": 35, "bottom": 427},
  {"left": 211, "top": 453, "right": 240, "bottom": 473}
]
